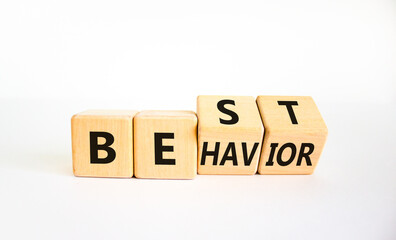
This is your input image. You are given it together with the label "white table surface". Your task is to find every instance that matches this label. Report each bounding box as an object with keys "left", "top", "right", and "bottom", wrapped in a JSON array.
[{"left": 0, "top": 99, "right": 394, "bottom": 240}]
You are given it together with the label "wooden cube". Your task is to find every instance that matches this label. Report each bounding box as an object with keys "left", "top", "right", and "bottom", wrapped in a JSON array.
[
  {"left": 197, "top": 95, "right": 264, "bottom": 175},
  {"left": 133, "top": 111, "right": 197, "bottom": 179},
  {"left": 71, "top": 110, "right": 138, "bottom": 178},
  {"left": 256, "top": 96, "right": 328, "bottom": 174}
]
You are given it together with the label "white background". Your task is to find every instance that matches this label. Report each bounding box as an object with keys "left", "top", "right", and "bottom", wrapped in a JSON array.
[{"left": 0, "top": 0, "right": 395, "bottom": 239}]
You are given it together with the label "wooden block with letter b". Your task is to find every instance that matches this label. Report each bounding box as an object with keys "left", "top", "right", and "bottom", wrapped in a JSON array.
[
  {"left": 197, "top": 95, "right": 264, "bottom": 175},
  {"left": 71, "top": 110, "right": 138, "bottom": 178},
  {"left": 256, "top": 96, "right": 328, "bottom": 174},
  {"left": 133, "top": 111, "right": 198, "bottom": 179}
]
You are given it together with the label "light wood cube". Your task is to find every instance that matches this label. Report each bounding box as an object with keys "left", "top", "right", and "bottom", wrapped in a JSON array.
[
  {"left": 71, "top": 110, "right": 138, "bottom": 178},
  {"left": 197, "top": 96, "right": 264, "bottom": 175},
  {"left": 256, "top": 96, "right": 328, "bottom": 174},
  {"left": 133, "top": 111, "right": 197, "bottom": 179}
]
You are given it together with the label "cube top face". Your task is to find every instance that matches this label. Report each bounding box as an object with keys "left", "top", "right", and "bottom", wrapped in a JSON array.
[
  {"left": 135, "top": 110, "right": 197, "bottom": 120},
  {"left": 74, "top": 110, "right": 139, "bottom": 118},
  {"left": 134, "top": 110, "right": 198, "bottom": 179},
  {"left": 256, "top": 96, "right": 327, "bottom": 135},
  {"left": 256, "top": 96, "right": 327, "bottom": 175},
  {"left": 197, "top": 95, "right": 264, "bottom": 135},
  {"left": 71, "top": 110, "right": 138, "bottom": 178},
  {"left": 197, "top": 96, "right": 264, "bottom": 175}
]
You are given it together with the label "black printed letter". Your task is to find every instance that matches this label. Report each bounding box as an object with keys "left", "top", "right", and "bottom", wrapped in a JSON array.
[
  {"left": 278, "top": 101, "right": 299, "bottom": 124},
  {"left": 200, "top": 142, "right": 220, "bottom": 165},
  {"left": 90, "top": 131, "right": 116, "bottom": 164},
  {"left": 265, "top": 143, "right": 278, "bottom": 166},
  {"left": 277, "top": 143, "right": 297, "bottom": 166},
  {"left": 220, "top": 142, "right": 238, "bottom": 166},
  {"left": 217, "top": 99, "right": 239, "bottom": 125},
  {"left": 242, "top": 142, "right": 260, "bottom": 166},
  {"left": 297, "top": 143, "right": 314, "bottom": 166},
  {"left": 154, "top": 133, "right": 175, "bottom": 165}
]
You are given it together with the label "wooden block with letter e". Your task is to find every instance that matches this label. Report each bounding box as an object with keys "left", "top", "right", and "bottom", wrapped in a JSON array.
[
  {"left": 256, "top": 96, "right": 328, "bottom": 174},
  {"left": 197, "top": 95, "right": 264, "bottom": 175},
  {"left": 133, "top": 110, "right": 198, "bottom": 179},
  {"left": 71, "top": 110, "right": 138, "bottom": 178}
]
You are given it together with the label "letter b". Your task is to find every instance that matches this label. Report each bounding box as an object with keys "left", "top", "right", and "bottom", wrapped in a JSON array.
[{"left": 90, "top": 131, "right": 116, "bottom": 164}]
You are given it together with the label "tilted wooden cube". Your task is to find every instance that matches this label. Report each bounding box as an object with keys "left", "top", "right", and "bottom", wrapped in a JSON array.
[
  {"left": 71, "top": 110, "right": 138, "bottom": 178},
  {"left": 256, "top": 96, "right": 328, "bottom": 174},
  {"left": 133, "top": 111, "right": 197, "bottom": 179},
  {"left": 197, "top": 95, "right": 264, "bottom": 174}
]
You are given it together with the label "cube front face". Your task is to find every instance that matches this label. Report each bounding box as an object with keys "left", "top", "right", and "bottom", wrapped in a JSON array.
[
  {"left": 71, "top": 110, "right": 138, "bottom": 178},
  {"left": 256, "top": 96, "right": 328, "bottom": 174},
  {"left": 197, "top": 96, "right": 264, "bottom": 175},
  {"left": 134, "top": 111, "right": 198, "bottom": 179}
]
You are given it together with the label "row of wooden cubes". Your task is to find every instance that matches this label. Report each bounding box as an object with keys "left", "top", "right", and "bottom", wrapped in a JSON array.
[{"left": 71, "top": 95, "right": 328, "bottom": 179}]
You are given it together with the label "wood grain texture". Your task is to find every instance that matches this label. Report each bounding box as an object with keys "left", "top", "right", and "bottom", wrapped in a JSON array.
[
  {"left": 133, "top": 110, "right": 197, "bottom": 179},
  {"left": 197, "top": 95, "right": 264, "bottom": 175},
  {"left": 256, "top": 96, "right": 328, "bottom": 174},
  {"left": 71, "top": 110, "right": 138, "bottom": 178}
]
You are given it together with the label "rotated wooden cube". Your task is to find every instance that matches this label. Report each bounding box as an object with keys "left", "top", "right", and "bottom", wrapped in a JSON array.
[
  {"left": 71, "top": 110, "right": 138, "bottom": 178},
  {"left": 133, "top": 111, "right": 197, "bottom": 179},
  {"left": 256, "top": 96, "right": 328, "bottom": 174},
  {"left": 197, "top": 95, "right": 264, "bottom": 175}
]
